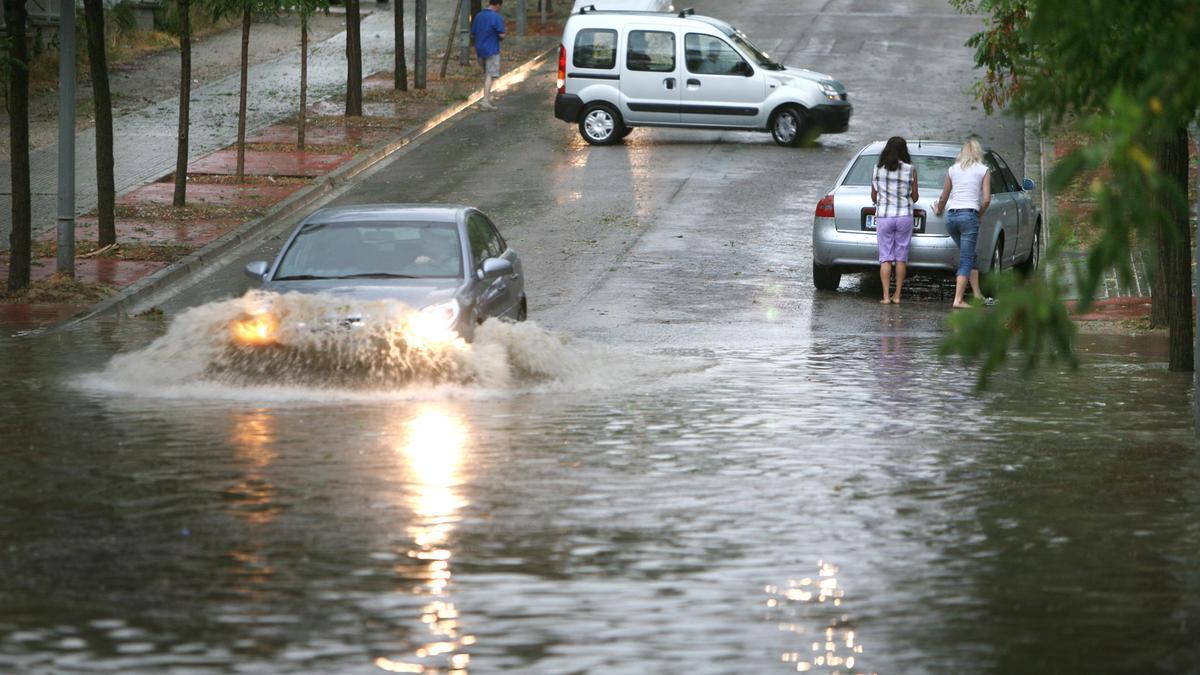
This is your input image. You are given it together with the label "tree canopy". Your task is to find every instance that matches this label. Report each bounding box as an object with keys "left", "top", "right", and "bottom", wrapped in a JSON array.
[{"left": 944, "top": 0, "right": 1200, "bottom": 383}]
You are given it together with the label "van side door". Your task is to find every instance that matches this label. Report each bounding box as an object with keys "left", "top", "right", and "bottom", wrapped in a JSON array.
[
  {"left": 681, "top": 32, "right": 765, "bottom": 127},
  {"left": 620, "top": 27, "right": 681, "bottom": 124}
]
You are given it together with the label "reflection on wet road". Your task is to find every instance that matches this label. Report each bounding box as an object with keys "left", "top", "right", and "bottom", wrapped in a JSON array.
[{"left": 1, "top": 320, "right": 1197, "bottom": 672}]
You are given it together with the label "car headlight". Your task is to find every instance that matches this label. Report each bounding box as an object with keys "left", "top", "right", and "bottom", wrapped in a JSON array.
[
  {"left": 820, "top": 81, "right": 841, "bottom": 101},
  {"left": 230, "top": 311, "right": 279, "bottom": 345},
  {"left": 419, "top": 299, "right": 461, "bottom": 328}
]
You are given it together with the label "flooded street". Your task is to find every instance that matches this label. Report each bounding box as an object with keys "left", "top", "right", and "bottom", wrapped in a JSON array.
[
  {"left": 1, "top": 315, "right": 1197, "bottom": 673},
  {"left": 3, "top": 0, "right": 1199, "bottom": 672}
]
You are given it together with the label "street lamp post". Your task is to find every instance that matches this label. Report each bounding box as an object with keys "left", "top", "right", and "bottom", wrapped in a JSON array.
[{"left": 57, "top": 0, "right": 76, "bottom": 277}]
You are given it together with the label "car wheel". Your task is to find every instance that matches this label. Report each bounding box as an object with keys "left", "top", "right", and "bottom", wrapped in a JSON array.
[
  {"left": 620, "top": 127, "right": 634, "bottom": 139},
  {"left": 579, "top": 103, "right": 624, "bottom": 145},
  {"left": 1016, "top": 219, "right": 1042, "bottom": 277},
  {"left": 812, "top": 261, "right": 842, "bottom": 291},
  {"left": 517, "top": 297, "right": 527, "bottom": 322},
  {"left": 770, "top": 105, "right": 808, "bottom": 148}
]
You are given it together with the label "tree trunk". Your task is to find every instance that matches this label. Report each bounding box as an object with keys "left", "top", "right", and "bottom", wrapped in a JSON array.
[
  {"left": 393, "top": 0, "right": 407, "bottom": 90},
  {"left": 438, "top": 0, "right": 460, "bottom": 79},
  {"left": 173, "top": 0, "right": 191, "bottom": 206},
  {"left": 414, "top": 0, "right": 426, "bottom": 89},
  {"left": 83, "top": 0, "right": 116, "bottom": 246},
  {"left": 4, "top": 0, "right": 32, "bottom": 292},
  {"left": 1154, "top": 125, "right": 1194, "bottom": 372},
  {"left": 345, "top": 0, "right": 362, "bottom": 115},
  {"left": 235, "top": 6, "right": 251, "bottom": 182},
  {"left": 299, "top": 12, "right": 308, "bottom": 150}
]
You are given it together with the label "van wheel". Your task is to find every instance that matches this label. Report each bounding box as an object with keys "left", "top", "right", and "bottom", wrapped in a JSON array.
[
  {"left": 813, "top": 261, "right": 841, "bottom": 290},
  {"left": 579, "top": 103, "right": 624, "bottom": 145},
  {"left": 770, "top": 105, "right": 808, "bottom": 147}
]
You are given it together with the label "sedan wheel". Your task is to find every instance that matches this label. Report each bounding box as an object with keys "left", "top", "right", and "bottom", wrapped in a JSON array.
[
  {"left": 1016, "top": 221, "right": 1042, "bottom": 276},
  {"left": 579, "top": 104, "right": 624, "bottom": 146}
]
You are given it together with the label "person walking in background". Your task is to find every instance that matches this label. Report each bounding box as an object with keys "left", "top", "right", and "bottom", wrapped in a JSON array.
[
  {"left": 871, "top": 136, "right": 918, "bottom": 304},
  {"left": 932, "top": 138, "right": 991, "bottom": 309},
  {"left": 472, "top": 0, "right": 506, "bottom": 111}
]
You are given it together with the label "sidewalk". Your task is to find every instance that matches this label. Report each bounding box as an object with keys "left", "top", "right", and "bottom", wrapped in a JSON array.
[
  {"left": 0, "top": 2, "right": 451, "bottom": 250},
  {"left": 0, "top": 6, "right": 561, "bottom": 332}
]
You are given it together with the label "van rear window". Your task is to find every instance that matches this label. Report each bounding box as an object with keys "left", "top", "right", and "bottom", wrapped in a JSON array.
[{"left": 574, "top": 29, "right": 618, "bottom": 69}]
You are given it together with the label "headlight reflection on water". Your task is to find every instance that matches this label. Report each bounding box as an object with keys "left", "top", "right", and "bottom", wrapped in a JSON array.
[{"left": 378, "top": 405, "right": 474, "bottom": 674}]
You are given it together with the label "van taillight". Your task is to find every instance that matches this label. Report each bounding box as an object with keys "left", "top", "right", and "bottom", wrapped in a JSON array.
[
  {"left": 815, "top": 194, "right": 835, "bottom": 218},
  {"left": 557, "top": 45, "right": 566, "bottom": 94}
]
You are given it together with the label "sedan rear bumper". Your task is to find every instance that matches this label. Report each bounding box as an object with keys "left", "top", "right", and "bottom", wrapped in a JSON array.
[{"left": 812, "top": 217, "right": 959, "bottom": 271}]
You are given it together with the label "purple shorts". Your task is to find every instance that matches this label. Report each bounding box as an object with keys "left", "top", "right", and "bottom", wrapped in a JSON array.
[{"left": 876, "top": 216, "right": 914, "bottom": 263}]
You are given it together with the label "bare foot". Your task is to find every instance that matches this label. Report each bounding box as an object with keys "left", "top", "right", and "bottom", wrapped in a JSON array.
[
  {"left": 952, "top": 301, "right": 971, "bottom": 309},
  {"left": 880, "top": 297, "right": 891, "bottom": 304},
  {"left": 891, "top": 297, "right": 901, "bottom": 304}
]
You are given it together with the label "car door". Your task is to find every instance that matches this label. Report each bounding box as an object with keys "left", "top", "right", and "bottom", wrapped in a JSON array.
[
  {"left": 467, "top": 213, "right": 509, "bottom": 321},
  {"left": 993, "top": 151, "right": 1034, "bottom": 256},
  {"left": 620, "top": 27, "right": 681, "bottom": 124},
  {"left": 981, "top": 152, "right": 1018, "bottom": 269},
  {"left": 680, "top": 32, "right": 765, "bottom": 127},
  {"left": 481, "top": 215, "right": 522, "bottom": 318}
]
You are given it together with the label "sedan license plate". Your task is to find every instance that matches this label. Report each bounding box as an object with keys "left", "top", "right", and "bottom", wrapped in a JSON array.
[{"left": 862, "top": 212, "right": 926, "bottom": 234}]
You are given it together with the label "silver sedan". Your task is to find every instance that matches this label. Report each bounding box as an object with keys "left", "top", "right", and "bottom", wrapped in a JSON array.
[
  {"left": 242, "top": 204, "right": 526, "bottom": 341},
  {"left": 810, "top": 141, "right": 1042, "bottom": 290}
]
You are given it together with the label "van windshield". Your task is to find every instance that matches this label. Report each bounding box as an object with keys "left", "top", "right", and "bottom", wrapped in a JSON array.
[{"left": 729, "top": 31, "right": 782, "bottom": 71}]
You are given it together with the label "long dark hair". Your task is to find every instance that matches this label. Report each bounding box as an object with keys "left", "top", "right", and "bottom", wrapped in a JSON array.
[{"left": 877, "top": 136, "right": 911, "bottom": 171}]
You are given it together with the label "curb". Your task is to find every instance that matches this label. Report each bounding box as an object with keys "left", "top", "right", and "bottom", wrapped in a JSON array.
[{"left": 55, "top": 47, "right": 555, "bottom": 331}]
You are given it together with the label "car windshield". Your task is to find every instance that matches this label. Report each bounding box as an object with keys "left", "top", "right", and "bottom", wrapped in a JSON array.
[
  {"left": 729, "top": 30, "right": 783, "bottom": 70},
  {"left": 274, "top": 221, "right": 463, "bottom": 280},
  {"left": 842, "top": 153, "right": 955, "bottom": 191}
]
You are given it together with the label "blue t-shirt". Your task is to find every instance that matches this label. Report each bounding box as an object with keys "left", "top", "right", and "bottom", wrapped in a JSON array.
[{"left": 472, "top": 9, "right": 506, "bottom": 58}]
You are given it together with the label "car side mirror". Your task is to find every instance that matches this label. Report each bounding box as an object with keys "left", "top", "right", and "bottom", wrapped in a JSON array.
[
  {"left": 1022, "top": 178, "right": 1036, "bottom": 191},
  {"left": 244, "top": 261, "right": 269, "bottom": 281},
  {"left": 478, "top": 257, "right": 513, "bottom": 280},
  {"left": 733, "top": 61, "right": 753, "bottom": 77}
]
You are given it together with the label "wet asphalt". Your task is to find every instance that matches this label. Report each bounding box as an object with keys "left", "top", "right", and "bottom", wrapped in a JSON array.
[{"left": 1, "top": 1, "right": 1198, "bottom": 673}]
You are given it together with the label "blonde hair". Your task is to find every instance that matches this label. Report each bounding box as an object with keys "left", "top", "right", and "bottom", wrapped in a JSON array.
[{"left": 955, "top": 138, "right": 984, "bottom": 168}]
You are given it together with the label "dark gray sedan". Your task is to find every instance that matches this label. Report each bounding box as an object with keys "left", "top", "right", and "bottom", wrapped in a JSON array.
[{"left": 243, "top": 204, "right": 526, "bottom": 341}]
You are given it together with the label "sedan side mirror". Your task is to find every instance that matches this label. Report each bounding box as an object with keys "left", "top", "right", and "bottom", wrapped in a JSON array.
[
  {"left": 478, "top": 257, "right": 514, "bottom": 280},
  {"left": 244, "top": 260, "right": 269, "bottom": 281},
  {"left": 1022, "top": 178, "right": 1036, "bottom": 191}
]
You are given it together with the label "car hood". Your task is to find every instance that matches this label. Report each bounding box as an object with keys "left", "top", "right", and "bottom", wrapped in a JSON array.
[
  {"left": 262, "top": 279, "right": 461, "bottom": 309},
  {"left": 771, "top": 67, "right": 843, "bottom": 91}
]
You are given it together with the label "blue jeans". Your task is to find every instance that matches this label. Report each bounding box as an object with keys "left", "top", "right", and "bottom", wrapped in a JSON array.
[{"left": 944, "top": 209, "right": 980, "bottom": 277}]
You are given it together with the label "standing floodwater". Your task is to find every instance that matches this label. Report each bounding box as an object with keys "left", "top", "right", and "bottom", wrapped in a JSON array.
[{"left": 1, "top": 308, "right": 1197, "bottom": 673}]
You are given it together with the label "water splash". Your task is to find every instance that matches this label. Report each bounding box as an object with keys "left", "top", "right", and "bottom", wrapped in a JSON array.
[{"left": 78, "top": 292, "right": 665, "bottom": 400}]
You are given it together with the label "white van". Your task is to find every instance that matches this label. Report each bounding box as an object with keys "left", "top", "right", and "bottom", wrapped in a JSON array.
[
  {"left": 571, "top": 1, "right": 673, "bottom": 13},
  {"left": 553, "top": 9, "right": 852, "bottom": 146}
]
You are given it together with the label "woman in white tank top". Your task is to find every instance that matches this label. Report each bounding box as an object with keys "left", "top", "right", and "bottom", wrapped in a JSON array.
[{"left": 933, "top": 139, "right": 992, "bottom": 309}]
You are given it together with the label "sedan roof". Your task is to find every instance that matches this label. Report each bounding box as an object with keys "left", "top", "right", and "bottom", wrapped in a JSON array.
[
  {"left": 857, "top": 140, "right": 965, "bottom": 157},
  {"left": 303, "top": 204, "right": 468, "bottom": 225}
]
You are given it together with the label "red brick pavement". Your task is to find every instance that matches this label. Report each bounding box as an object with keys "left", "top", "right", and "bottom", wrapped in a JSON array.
[
  {"left": 247, "top": 124, "right": 392, "bottom": 147},
  {"left": 187, "top": 150, "right": 353, "bottom": 177},
  {"left": 118, "top": 182, "right": 304, "bottom": 208}
]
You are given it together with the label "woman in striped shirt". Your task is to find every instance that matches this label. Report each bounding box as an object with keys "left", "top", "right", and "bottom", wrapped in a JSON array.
[{"left": 871, "top": 136, "right": 918, "bottom": 304}]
